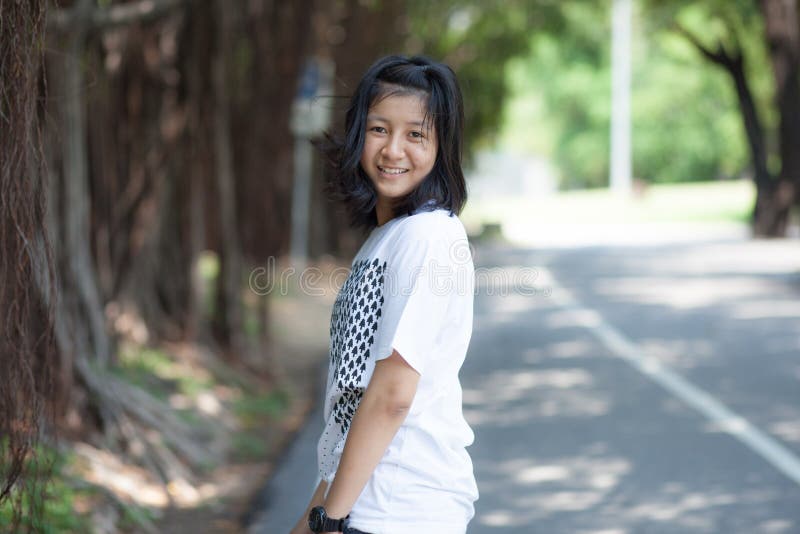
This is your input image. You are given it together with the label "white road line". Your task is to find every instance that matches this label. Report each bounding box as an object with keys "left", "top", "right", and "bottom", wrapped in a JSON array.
[{"left": 539, "top": 266, "right": 800, "bottom": 488}]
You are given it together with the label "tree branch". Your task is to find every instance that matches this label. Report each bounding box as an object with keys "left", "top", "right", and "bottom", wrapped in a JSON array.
[
  {"left": 673, "top": 22, "right": 733, "bottom": 67},
  {"left": 49, "top": 0, "right": 190, "bottom": 33}
]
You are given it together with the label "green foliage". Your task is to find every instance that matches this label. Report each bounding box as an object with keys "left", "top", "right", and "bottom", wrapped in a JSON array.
[
  {"left": 631, "top": 27, "right": 748, "bottom": 184},
  {"left": 233, "top": 389, "right": 290, "bottom": 428},
  {"left": 116, "top": 504, "right": 158, "bottom": 533},
  {"left": 0, "top": 446, "right": 91, "bottom": 534},
  {"left": 198, "top": 251, "right": 219, "bottom": 318},
  {"left": 406, "top": 0, "right": 569, "bottom": 153},
  {"left": 498, "top": 0, "right": 763, "bottom": 188},
  {"left": 231, "top": 432, "right": 269, "bottom": 461},
  {"left": 406, "top": 0, "right": 777, "bottom": 188},
  {"left": 116, "top": 344, "right": 213, "bottom": 400},
  {"left": 648, "top": 1, "right": 778, "bottom": 170},
  {"left": 231, "top": 390, "right": 289, "bottom": 461}
]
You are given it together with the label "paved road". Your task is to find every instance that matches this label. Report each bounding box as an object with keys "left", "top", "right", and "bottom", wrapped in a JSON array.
[{"left": 249, "top": 233, "right": 800, "bottom": 533}]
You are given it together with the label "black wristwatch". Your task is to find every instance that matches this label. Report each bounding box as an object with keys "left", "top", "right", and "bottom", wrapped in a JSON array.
[{"left": 308, "top": 506, "right": 349, "bottom": 533}]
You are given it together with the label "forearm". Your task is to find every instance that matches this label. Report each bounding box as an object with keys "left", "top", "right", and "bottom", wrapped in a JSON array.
[
  {"left": 323, "top": 396, "right": 409, "bottom": 519},
  {"left": 292, "top": 479, "right": 329, "bottom": 533}
]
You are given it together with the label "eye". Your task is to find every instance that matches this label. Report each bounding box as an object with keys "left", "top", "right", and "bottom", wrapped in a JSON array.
[
  {"left": 369, "top": 126, "right": 387, "bottom": 134},
  {"left": 409, "top": 131, "right": 424, "bottom": 139}
]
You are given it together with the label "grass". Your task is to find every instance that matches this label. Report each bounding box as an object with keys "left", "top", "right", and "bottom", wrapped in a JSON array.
[
  {"left": 0, "top": 460, "right": 91, "bottom": 534},
  {"left": 229, "top": 389, "right": 290, "bottom": 462},
  {"left": 233, "top": 389, "right": 290, "bottom": 429},
  {"left": 0, "top": 444, "right": 155, "bottom": 534},
  {"left": 227, "top": 390, "right": 289, "bottom": 462},
  {"left": 12, "top": 248, "right": 316, "bottom": 532},
  {"left": 115, "top": 344, "right": 290, "bottom": 467},
  {"left": 230, "top": 432, "right": 270, "bottom": 462},
  {"left": 0, "top": 480, "right": 91, "bottom": 534},
  {"left": 115, "top": 344, "right": 213, "bottom": 401},
  {"left": 461, "top": 179, "right": 755, "bottom": 234}
]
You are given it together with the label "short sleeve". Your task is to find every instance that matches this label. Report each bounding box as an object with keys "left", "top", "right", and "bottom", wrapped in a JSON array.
[{"left": 371, "top": 226, "right": 457, "bottom": 375}]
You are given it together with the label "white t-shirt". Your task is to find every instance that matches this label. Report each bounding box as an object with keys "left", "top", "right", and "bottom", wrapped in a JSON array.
[{"left": 316, "top": 204, "right": 478, "bottom": 534}]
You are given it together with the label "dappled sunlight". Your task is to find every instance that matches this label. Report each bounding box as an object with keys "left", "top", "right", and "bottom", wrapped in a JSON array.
[
  {"left": 538, "top": 241, "right": 800, "bottom": 463},
  {"left": 475, "top": 265, "right": 552, "bottom": 295},
  {"left": 759, "top": 520, "right": 799, "bottom": 533},
  {"left": 71, "top": 443, "right": 170, "bottom": 508},
  {"left": 544, "top": 308, "right": 604, "bottom": 329},
  {"left": 11, "top": 0, "right": 797, "bottom": 527},
  {"left": 476, "top": 451, "right": 798, "bottom": 532},
  {"left": 465, "top": 241, "right": 800, "bottom": 532},
  {"left": 478, "top": 509, "right": 518, "bottom": 527},
  {"left": 523, "top": 490, "right": 606, "bottom": 512},
  {"left": 593, "top": 276, "right": 775, "bottom": 311},
  {"left": 471, "top": 265, "right": 554, "bottom": 330},
  {"left": 576, "top": 240, "right": 800, "bottom": 326},
  {"left": 462, "top": 239, "right": 800, "bottom": 532},
  {"left": 475, "top": 291, "right": 548, "bottom": 328},
  {"left": 463, "top": 367, "right": 610, "bottom": 426},
  {"left": 702, "top": 416, "right": 752, "bottom": 436},
  {"left": 522, "top": 339, "right": 597, "bottom": 363},
  {"left": 511, "top": 456, "right": 630, "bottom": 491},
  {"left": 636, "top": 241, "right": 800, "bottom": 277},
  {"left": 636, "top": 338, "right": 716, "bottom": 370},
  {"left": 730, "top": 300, "right": 800, "bottom": 320},
  {"left": 770, "top": 420, "right": 800, "bottom": 445},
  {"left": 464, "top": 392, "right": 610, "bottom": 427},
  {"left": 475, "top": 452, "right": 631, "bottom": 527},
  {"left": 613, "top": 483, "right": 792, "bottom": 532},
  {"left": 485, "top": 367, "right": 595, "bottom": 390},
  {"left": 515, "top": 464, "right": 571, "bottom": 484},
  {"left": 624, "top": 490, "right": 736, "bottom": 525}
]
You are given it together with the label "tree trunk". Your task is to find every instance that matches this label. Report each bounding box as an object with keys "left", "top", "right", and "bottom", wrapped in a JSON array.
[
  {"left": 760, "top": 0, "right": 800, "bottom": 227},
  {"left": 181, "top": 5, "right": 214, "bottom": 343},
  {"left": 59, "top": 0, "right": 113, "bottom": 370},
  {"left": 0, "top": 0, "right": 56, "bottom": 527},
  {"left": 677, "top": 22, "right": 794, "bottom": 236},
  {"left": 212, "top": 0, "right": 246, "bottom": 359},
  {"left": 311, "top": 0, "right": 408, "bottom": 258}
]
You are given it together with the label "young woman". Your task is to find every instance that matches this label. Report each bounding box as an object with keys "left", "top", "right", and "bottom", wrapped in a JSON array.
[{"left": 291, "top": 55, "right": 478, "bottom": 534}]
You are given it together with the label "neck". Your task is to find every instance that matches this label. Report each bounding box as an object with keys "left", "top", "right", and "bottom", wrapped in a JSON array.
[{"left": 375, "top": 201, "right": 394, "bottom": 227}]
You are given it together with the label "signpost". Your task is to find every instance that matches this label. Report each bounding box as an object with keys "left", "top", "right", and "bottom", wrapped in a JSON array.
[
  {"left": 289, "top": 57, "right": 334, "bottom": 271},
  {"left": 610, "top": 0, "right": 632, "bottom": 195}
]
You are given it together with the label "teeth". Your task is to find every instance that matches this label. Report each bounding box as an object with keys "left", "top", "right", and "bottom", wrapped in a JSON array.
[{"left": 379, "top": 166, "right": 408, "bottom": 175}]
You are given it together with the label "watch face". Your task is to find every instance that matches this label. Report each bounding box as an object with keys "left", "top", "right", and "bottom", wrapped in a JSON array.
[{"left": 308, "top": 506, "right": 324, "bottom": 531}]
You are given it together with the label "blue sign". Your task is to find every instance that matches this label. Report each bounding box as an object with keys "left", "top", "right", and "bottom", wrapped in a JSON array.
[
  {"left": 291, "top": 57, "right": 334, "bottom": 137},
  {"left": 297, "top": 60, "right": 320, "bottom": 101}
]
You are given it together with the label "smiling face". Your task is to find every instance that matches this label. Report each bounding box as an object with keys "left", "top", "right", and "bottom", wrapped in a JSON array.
[{"left": 360, "top": 91, "right": 438, "bottom": 226}]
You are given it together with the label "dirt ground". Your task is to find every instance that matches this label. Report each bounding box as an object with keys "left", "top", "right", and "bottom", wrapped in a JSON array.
[{"left": 153, "top": 257, "right": 341, "bottom": 534}]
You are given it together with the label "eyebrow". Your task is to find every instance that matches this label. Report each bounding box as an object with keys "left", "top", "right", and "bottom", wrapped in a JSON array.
[{"left": 367, "top": 115, "right": 425, "bottom": 127}]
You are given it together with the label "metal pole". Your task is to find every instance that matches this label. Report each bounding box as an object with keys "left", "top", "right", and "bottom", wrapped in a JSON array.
[
  {"left": 290, "top": 137, "right": 312, "bottom": 271},
  {"left": 610, "top": 0, "right": 632, "bottom": 194}
]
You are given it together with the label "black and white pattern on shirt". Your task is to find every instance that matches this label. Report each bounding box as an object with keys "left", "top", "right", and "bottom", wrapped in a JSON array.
[{"left": 329, "top": 257, "right": 387, "bottom": 435}]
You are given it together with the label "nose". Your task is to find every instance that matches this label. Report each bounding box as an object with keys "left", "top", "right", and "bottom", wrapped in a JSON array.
[{"left": 380, "top": 133, "right": 404, "bottom": 160}]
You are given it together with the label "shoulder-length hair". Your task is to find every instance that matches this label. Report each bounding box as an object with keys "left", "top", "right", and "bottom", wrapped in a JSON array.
[{"left": 320, "top": 55, "right": 467, "bottom": 232}]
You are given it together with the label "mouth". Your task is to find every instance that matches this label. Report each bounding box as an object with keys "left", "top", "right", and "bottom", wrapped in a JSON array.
[{"left": 378, "top": 165, "right": 409, "bottom": 176}]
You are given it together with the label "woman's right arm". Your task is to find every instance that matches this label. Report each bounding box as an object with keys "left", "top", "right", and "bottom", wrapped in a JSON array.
[{"left": 290, "top": 478, "right": 329, "bottom": 534}]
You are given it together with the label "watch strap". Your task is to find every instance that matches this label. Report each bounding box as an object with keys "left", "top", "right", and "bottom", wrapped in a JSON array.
[
  {"left": 322, "top": 514, "right": 347, "bottom": 532},
  {"left": 309, "top": 506, "right": 349, "bottom": 533}
]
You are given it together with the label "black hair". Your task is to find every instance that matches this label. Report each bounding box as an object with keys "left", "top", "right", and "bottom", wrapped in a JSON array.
[{"left": 320, "top": 55, "right": 467, "bottom": 232}]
